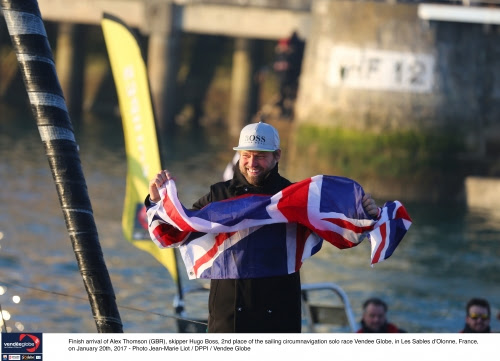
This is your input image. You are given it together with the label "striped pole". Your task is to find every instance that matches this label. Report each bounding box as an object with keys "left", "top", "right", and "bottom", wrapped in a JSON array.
[{"left": 1, "top": 0, "right": 123, "bottom": 332}]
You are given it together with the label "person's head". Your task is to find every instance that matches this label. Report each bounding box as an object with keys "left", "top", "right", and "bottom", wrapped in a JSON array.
[
  {"left": 233, "top": 122, "right": 281, "bottom": 186},
  {"left": 276, "top": 38, "right": 290, "bottom": 52},
  {"left": 361, "top": 298, "right": 388, "bottom": 332},
  {"left": 465, "top": 298, "right": 490, "bottom": 332}
]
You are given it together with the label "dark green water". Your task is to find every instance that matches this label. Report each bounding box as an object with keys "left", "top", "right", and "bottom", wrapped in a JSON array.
[{"left": 1, "top": 103, "right": 499, "bottom": 333}]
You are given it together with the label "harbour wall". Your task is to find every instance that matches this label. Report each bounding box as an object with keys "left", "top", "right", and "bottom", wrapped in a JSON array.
[{"left": 289, "top": 1, "right": 500, "bottom": 202}]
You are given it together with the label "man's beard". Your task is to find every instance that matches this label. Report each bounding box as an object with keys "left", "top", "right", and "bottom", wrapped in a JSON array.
[
  {"left": 241, "top": 166, "right": 272, "bottom": 186},
  {"left": 243, "top": 170, "right": 266, "bottom": 185}
]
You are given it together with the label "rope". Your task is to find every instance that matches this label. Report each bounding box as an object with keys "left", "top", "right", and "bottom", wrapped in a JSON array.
[{"left": 0, "top": 280, "right": 208, "bottom": 329}]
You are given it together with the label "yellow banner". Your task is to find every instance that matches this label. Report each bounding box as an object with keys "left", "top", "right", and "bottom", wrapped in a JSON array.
[{"left": 101, "top": 14, "right": 178, "bottom": 283}]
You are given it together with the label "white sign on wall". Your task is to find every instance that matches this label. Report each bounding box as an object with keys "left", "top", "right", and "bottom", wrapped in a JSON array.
[{"left": 327, "top": 46, "right": 435, "bottom": 93}]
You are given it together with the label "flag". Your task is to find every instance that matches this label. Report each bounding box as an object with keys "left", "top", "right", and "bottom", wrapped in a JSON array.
[
  {"left": 147, "top": 175, "right": 412, "bottom": 279},
  {"left": 102, "top": 13, "right": 178, "bottom": 283}
]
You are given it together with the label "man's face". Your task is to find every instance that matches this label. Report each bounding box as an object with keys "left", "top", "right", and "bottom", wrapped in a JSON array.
[
  {"left": 362, "top": 304, "right": 387, "bottom": 332},
  {"left": 466, "top": 305, "right": 490, "bottom": 332},
  {"left": 238, "top": 150, "right": 280, "bottom": 186}
]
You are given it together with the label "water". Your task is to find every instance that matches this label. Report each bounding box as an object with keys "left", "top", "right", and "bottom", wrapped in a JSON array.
[{"left": 1, "top": 103, "right": 499, "bottom": 333}]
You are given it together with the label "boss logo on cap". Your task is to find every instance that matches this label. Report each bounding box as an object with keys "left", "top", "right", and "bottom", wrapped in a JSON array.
[
  {"left": 244, "top": 135, "right": 266, "bottom": 143},
  {"left": 233, "top": 121, "right": 279, "bottom": 151}
]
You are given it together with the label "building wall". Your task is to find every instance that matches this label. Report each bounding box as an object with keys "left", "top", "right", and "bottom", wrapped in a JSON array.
[{"left": 295, "top": 1, "right": 500, "bottom": 152}]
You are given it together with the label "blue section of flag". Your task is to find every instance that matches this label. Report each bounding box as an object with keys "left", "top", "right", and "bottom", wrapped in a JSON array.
[
  {"left": 199, "top": 224, "right": 291, "bottom": 279},
  {"left": 319, "top": 176, "right": 367, "bottom": 218},
  {"left": 186, "top": 195, "right": 273, "bottom": 226}
]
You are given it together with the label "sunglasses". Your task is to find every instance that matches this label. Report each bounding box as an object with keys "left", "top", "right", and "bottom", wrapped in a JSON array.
[{"left": 468, "top": 313, "right": 489, "bottom": 320}]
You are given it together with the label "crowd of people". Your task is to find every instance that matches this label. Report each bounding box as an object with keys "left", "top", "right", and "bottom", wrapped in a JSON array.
[{"left": 357, "top": 297, "right": 496, "bottom": 333}]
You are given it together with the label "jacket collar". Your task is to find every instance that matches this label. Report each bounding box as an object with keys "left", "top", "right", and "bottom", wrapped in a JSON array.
[{"left": 462, "top": 323, "right": 491, "bottom": 333}]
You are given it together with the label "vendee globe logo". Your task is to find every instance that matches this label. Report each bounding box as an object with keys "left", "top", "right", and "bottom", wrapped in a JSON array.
[
  {"left": 18, "top": 335, "right": 40, "bottom": 353},
  {"left": 2, "top": 333, "right": 42, "bottom": 355}
]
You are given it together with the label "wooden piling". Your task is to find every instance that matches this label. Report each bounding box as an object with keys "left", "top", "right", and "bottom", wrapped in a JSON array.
[
  {"left": 55, "top": 22, "right": 85, "bottom": 115},
  {"left": 228, "top": 37, "right": 255, "bottom": 137}
]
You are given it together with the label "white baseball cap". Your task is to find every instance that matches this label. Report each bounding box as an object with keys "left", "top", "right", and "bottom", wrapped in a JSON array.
[{"left": 233, "top": 122, "right": 280, "bottom": 152}]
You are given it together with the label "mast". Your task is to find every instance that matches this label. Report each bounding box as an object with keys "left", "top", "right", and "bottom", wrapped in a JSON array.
[{"left": 1, "top": 0, "right": 123, "bottom": 332}]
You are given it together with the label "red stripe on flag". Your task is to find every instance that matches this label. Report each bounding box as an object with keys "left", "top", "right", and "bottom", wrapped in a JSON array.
[
  {"left": 322, "top": 217, "right": 373, "bottom": 233},
  {"left": 162, "top": 193, "right": 197, "bottom": 232},
  {"left": 396, "top": 204, "right": 412, "bottom": 222},
  {"left": 294, "top": 225, "right": 312, "bottom": 272},
  {"left": 152, "top": 223, "right": 191, "bottom": 247},
  {"left": 371, "top": 223, "right": 387, "bottom": 264},
  {"left": 277, "top": 177, "right": 360, "bottom": 250},
  {"left": 277, "top": 177, "right": 313, "bottom": 224},
  {"left": 192, "top": 232, "right": 236, "bottom": 275},
  {"left": 315, "top": 229, "right": 358, "bottom": 249}
]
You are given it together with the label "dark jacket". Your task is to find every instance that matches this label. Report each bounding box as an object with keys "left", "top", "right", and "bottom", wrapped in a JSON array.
[
  {"left": 357, "top": 321, "right": 406, "bottom": 333},
  {"left": 192, "top": 163, "right": 302, "bottom": 333},
  {"left": 460, "top": 324, "right": 491, "bottom": 333}
]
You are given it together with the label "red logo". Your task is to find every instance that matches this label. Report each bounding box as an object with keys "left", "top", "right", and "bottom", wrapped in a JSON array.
[
  {"left": 19, "top": 334, "right": 40, "bottom": 353},
  {"left": 137, "top": 204, "right": 148, "bottom": 230}
]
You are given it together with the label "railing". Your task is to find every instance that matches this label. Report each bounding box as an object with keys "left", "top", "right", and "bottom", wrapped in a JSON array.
[
  {"left": 301, "top": 282, "right": 357, "bottom": 333},
  {"left": 419, "top": 0, "right": 500, "bottom": 24},
  {"left": 171, "top": 281, "right": 358, "bottom": 333}
]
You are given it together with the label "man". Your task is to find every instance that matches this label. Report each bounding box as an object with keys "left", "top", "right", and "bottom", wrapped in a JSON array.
[
  {"left": 460, "top": 298, "right": 491, "bottom": 333},
  {"left": 147, "top": 121, "right": 380, "bottom": 333},
  {"left": 357, "top": 297, "right": 405, "bottom": 333},
  {"left": 273, "top": 32, "right": 305, "bottom": 118}
]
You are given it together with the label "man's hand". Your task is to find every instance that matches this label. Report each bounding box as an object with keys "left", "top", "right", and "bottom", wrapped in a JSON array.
[
  {"left": 149, "top": 170, "right": 174, "bottom": 203},
  {"left": 362, "top": 193, "right": 380, "bottom": 219}
]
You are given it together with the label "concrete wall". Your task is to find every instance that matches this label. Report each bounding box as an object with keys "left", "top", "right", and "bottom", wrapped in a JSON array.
[
  {"left": 466, "top": 176, "right": 500, "bottom": 209},
  {"left": 34, "top": 0, "right": 312, "bottom": 39},
  {"left": 295, "top": 0, "right": 500, "bottom": 152}
]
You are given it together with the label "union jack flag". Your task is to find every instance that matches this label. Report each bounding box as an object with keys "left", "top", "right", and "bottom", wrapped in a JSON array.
[{"left": 147, "top": 175, "right": 412, "bottom": 279}]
